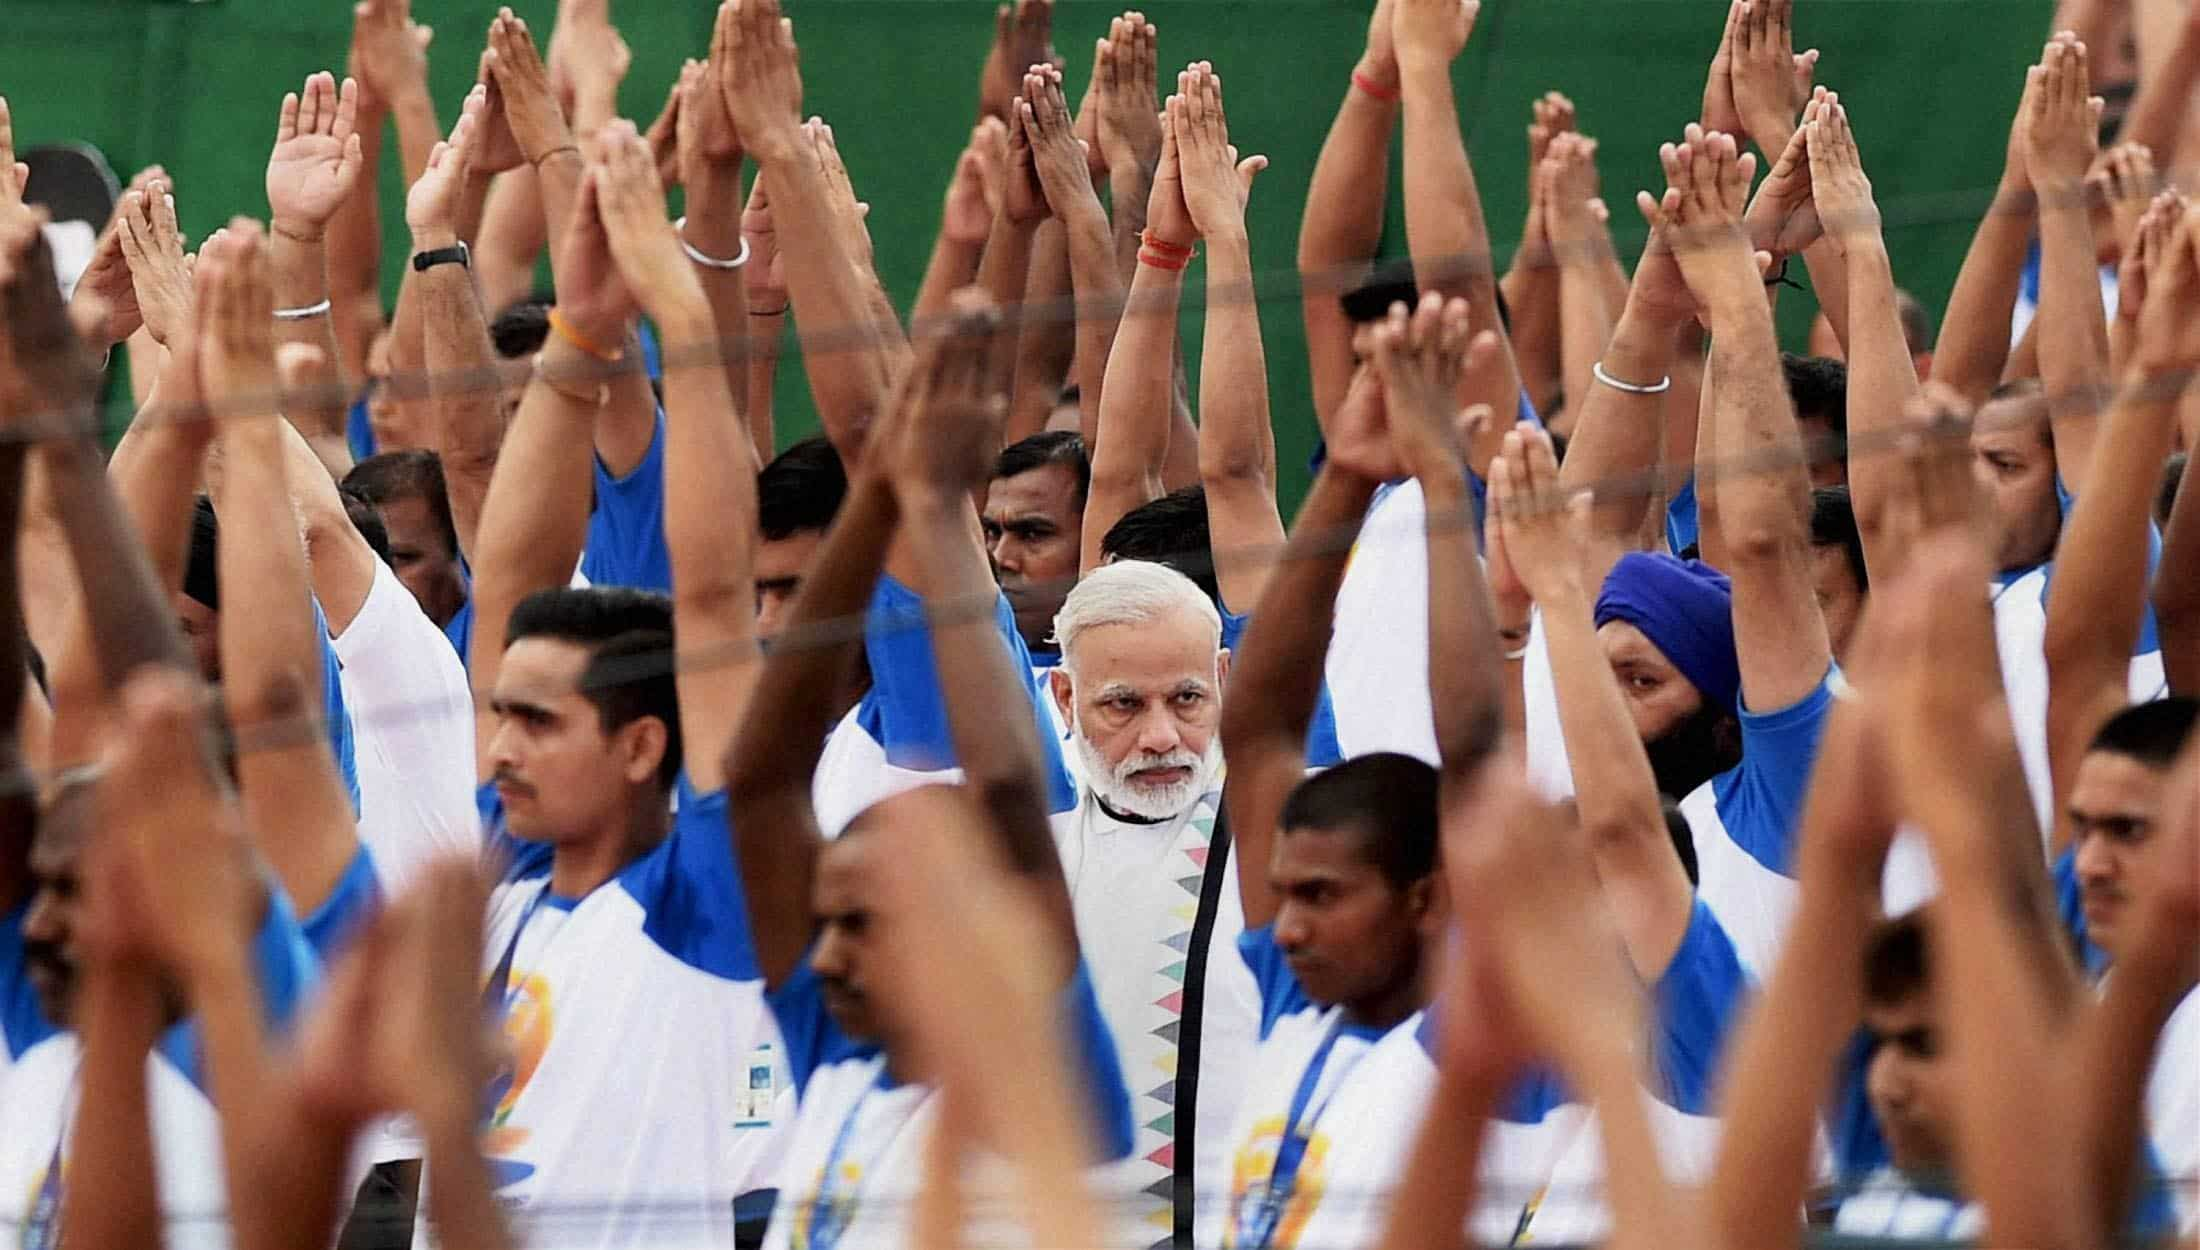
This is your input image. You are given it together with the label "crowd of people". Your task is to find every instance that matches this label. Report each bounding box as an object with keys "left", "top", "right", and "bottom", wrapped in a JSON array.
[{"left": 0, "top": 0, "right": 2196, "bottom": 1248}]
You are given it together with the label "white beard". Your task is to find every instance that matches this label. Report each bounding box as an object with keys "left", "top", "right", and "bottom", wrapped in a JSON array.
[{"left": 1070, "top": 720, "right": 1222, "bottom": 822}]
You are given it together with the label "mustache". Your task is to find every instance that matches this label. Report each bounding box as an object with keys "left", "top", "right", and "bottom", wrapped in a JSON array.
[
  {"left": 21, "top": 939, "right": 67, "bottom": 975},
  {"left": 1115, "top": 750, "right": 1202, "bottom": 782},
  {"left": 491, "top": 768, "right": 535, "bottom": 798}
]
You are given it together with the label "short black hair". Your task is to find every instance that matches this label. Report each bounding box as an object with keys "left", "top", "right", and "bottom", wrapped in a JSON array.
[
  {"left": 1895, "top": 289, "right": 1935, "bottom": 355},
  {"left": 344, "top": 450, "right": 459, "bottom": 558},
  {"left": 1278, "top": 752, "right": 1440, "bottom": 891},
  {"left": 995, "top": 431, "right": 1090, "bottom": 510},
  {"left": 1099, "top": 486, "right": 1221, "bottom": 605},
  {"left": 341, "top": 486, "right": 393, "bottom": 564},
  {"left": 490, "top": 297, "right": 555, "bottom": 360},
  {"left": 758, "top": 436, "right": 848, "bottom": 541},
  {"left": 2087, "top": 697, "right": 2199, "bottom": 769},
  {"left": 1783, "top": 353, "right": 1849, "bottom": 438},
  {"left": 1340, "top": 260, "right": 1421, "bottom": 325},
  {"left": 1809, "top": 485, "right": 1868, "bottom": 592},
  {"left": 184, "top": 496, "right": 220, "bottom": 612},
  {"left": 2160, "top": 452, "right": 2186, "bottom": 530},
  {"left": 505, "top": 587, "right": 683, "bottom": 790},
  {"left": 1864, "top": 910, "right": 1932, "bottom": 1006},
  {"left": 1660, "top": 796, "right": 1700, "bottom": 887}
]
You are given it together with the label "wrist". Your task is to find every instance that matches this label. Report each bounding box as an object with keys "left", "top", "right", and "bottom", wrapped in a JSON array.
[
  {"left": 269, "top": 218, "right": 326, "bottom": 245},
  {"left": 1353, "top": 54, "right": 1400, "bottom": 95},
  {"left": 650, "top": 304, "right": 716, "bottom": 349},
  {"left": 747, "top": 128, "right": 804, "bottom": 166},
  {"left": 410, "top": 225, "right": 460, "bottom": 251},
  {"left": 1396, "top": 52, "right": 1455, "bottom": 83}
]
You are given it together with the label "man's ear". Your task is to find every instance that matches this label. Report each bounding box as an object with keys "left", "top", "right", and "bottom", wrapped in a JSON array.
[
  {"left": 615, "top": 715, "right": 673, "bottom": 787},
  {"left": 1048, "top": 664, "right": 1075, "bottom": 725}
]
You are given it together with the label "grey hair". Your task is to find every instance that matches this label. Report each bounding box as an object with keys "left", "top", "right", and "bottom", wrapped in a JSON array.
[{"left": 1052, "top": 559, "right": 1223, "bottom": 674}]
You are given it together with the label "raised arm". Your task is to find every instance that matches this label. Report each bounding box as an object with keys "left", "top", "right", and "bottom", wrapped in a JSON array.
[
  {"left": 2026, "top": 34, "right": 2114, "bottom": 492},
  {"left": 2044, "top": 195, "right": 2190, "bottom": 855},
  {"left": 265, "top": 73, "right": 368, "bottom": 473},
  {"left": 914, "top": 119, "right": 1005, "bottom": 333},
  {"left": 1504, "top": 94, "right": 1570, "bottom": 420},
  {"left": 1220, "top": 370, "right": 1392, "bottom": 929},
  {"left": 674, "top": 43, "right": 761, "bottom": 459},
  {"left": 2158, "top": 412, "right": 2200, "bottom": 693},
  {"left": 200, "top": 222, "right": 361, "bottom": 919},
  {"left": 723, "top": 459, "right": 899, "bottom": 992},
  {"left": 1494, "top": 422, "right": 1694, "bottom": 974},
  {"left": 1664, "top": 126, "right": 1834, "bottom": 712},
  {"left": 1935, "top": 62, "right": 2043, "bottom": 405},
  {"left": 1096, "top": 13, "right": 1165, "bottom": 287},
  {"left": 1079, "top": 89, "right": 1191, "bottom": 575},
  {"left": 1172, "top": 65, "right": 1280, "bottom": 612},
  {"left": 594, "top": 121, "right": 761, "bottom": 793},
  {"left": 722, "top": 0, "right": 907, "bottom": 464},
  {"left": 1393, "top": 0, "right": 1521, "bottom": 475},
  {"left": 1730, "top": 0, "right": 1845, "bottom": 348},
  {"left": 1299, "top": 0, "right": 1401, "bottom": 425},
  {"left": 1540, "top": 134, "right": 1620, "bottom": 431},
  {"left": 413, "top": 88, "right": 505, "bottom": 562},
  {"left": 881, "top": 293, "right": 1077, "bottom": 968},
  {"left": 1026, "top": 65, "right": 1127, "bottom": 446},
  {"left": 353, "top": 0, "right": 440, "bottom": 185},
  {"left": 1810, "top": 96, "right": 1923, "bottom": 577},
  {"left": 467, "top": 165, "right": 630, "bottom": 780},
  {"left": 1703, "top": 697, "right": 1893, "bottom": 1250}
]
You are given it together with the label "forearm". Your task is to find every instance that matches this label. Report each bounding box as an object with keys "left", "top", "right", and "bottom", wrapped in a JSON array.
[
  {"left": 1506, "top": 236, "right": 1564, "bottom": 420},
  {"left": 1420, "top": 471, "right": 1503, "bottom": 773},
  {"left": 2120, "top": 18, "right": 2200, "bottom": 159},
  {"left": 418, "top": 238, "right": 503, "bottom": 559},
  {"left": 1559, "top": 296, "right": 1682, "bottom": 577},
  {"left": 1108, "top": 161, "right": 1156, "bottom": 289},
  {"left": 1009, "top": 222, "right": 1076, "bottom": 448},
  {"left": 535, "top": 150, "right": 585, "bottom": 287},
  {"left": 2035, "top": 200, "right": 2112, "bottom": 488},
  {"left": 1299, "top": 80, "right": 1397, "bottom": 421},
  {"left": 2071, "top": 937, "right": 2197, "bottom": 1236},
  {"left": 761, "top": 149, "right": 903, "bottom": 456},
  {"left": 684, "top": 167, "right": 759, "bottom": 460},
  {"left": 2156, "top": 448, "right": 2200, "bottom": 693},
  {"left": 1199, "top": 237, "right": 1283, "bottom": 611},
  {"left": 1935, "top": 180, "right": 2037, "bottom": 404},
  {"left": 1798, "top": 237, "right": 1853, "bottom": 352},
  {"left": 1841, "top": 238, "right": 1923, "bottom": 570},
  {"left": 107, "top": 369, "right": 205, "bottom": 599},
  {"left": 1400, "top": 64, "right": 1493, "bottom": 304},
  {"left": 1554, "top": 236, "right": 1619, "bottom": 436},
  {"left": 746, "top": 311, "right": 785, "bottom": 458},
  {"left": 1706, "top": 288, "right": 1810, "bottom": 561},
  {"left": 476, "top": 170, "right": 548, "bottom": 314},
  {"left": 37, "top": 437, "right": 192, "bottom": 683},
  {"left": 1062, "top": 199, "right": 1124, "bottom": 435},
  {"left": 974, "top": 213, "right": 1040, "bottom": 449},
  {"left": 913, "top": 233, "right": 986, "bottom": 338},
  {"left": 267, "top": 230, "right": 346, "bottom": 445},
  {"left": 63, "top": 965, "right": 164, "bottom": 1250},
  {"left": 189, "top": 950, "right": 304, "bottom": 1250},
  {"left": 1372, "top": 1060, "right": 1499, "bottom": 1250},
  {"left": 1080, "top": 260, "right": 1183, "bottom": 572},
  {"left": 1541, "top": 578, "right": 1667, "bottom": 859},
  {"left": 382, "top": 266, "right": 433, "bottom": 452},
  {"left": 388, "top": 87, "right": 442, "bottom": 188},
  {"left": 418, "top": 1109, "right": 517, "bottom": 1250},
  {"left": 326, "top": 109, "right": 386, "bottom": 383},
  {"left": 453, "top": 169, "right": 495, "bottom": 250}
]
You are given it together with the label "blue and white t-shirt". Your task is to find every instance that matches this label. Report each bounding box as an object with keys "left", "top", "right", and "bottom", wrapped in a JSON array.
[
  {"left": 579, "top": 408, "right": 673, "bottom": 595},
  {"left": 312, "top": 596, "right": 362, "bottom": 815},
  {"left": 0, "top": 889, "right": 324, "bottom": 1250},
  {"left": 1676, "top": 670, "right": 1842, "bottom": 977},
  {"left": 438, "top": 778, "right": 788, "bottom": 1250},
  {"left": 1833, "top": 1170, "right": 1984, "bottom": 1242},
  {"left": 811, "top": 575, "right": 1077, "bottom": 836},
  {"left": 759, "top": 956, "right": 1135, "bottom": 1250}
]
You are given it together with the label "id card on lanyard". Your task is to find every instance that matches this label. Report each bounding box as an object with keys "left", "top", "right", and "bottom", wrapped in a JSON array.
[
  {"left": 1237, "top": 1015, "right": 1367, "bottom": 1250},
  {"left": 804, "top": 1065, "right": 920, "bottom": 1250}
]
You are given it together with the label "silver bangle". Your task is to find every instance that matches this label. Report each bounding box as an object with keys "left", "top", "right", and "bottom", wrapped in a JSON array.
[
  {"left": 674, "top": 218, "right": 749, "bottom": 270},
  {"left": 273, "top": 298, "right": 333, "bottom": 322},
  {"left": 1591, "top": 360, "right": 1672, "bottom": 395}
]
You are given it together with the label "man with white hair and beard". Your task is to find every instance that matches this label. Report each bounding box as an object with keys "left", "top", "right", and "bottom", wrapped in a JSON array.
[{"left": 1046, "top": 559, "right": 1262, "bottom": 1249}]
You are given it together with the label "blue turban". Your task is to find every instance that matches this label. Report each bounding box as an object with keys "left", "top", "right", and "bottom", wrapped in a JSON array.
[{"left": 1594, "top": 553, "right": 1740, "bottom": 713}]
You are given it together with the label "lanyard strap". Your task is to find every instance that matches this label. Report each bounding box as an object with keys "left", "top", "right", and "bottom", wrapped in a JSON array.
[
  {"left": 478, "top": 889, "right": 554, "bottom": 1128},
  {"left": 1242, "top": 1015, "right": 1367, "bottom": 1250},
  {"left": 805, "top": 1066, "right": 921, "bottom": 1250},
  {"left": 24, "top": 1134, "right": 65, "bottom": 1250}
]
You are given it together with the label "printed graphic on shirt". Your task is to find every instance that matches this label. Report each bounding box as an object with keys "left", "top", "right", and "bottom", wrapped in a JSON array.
[
  {"left": 1224, "top": 1114, "right": 1329, "bottom": 1250},
  {"left": 482, "top": 968, "right": 555, "bottom": 1187}
]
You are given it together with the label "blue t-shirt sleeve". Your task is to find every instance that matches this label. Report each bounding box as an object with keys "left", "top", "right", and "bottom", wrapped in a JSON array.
[
  {"left": 1666, "top": 478, "right": 1700, "bottom": 556},
  {"left": 443, "top": 595, "right": 474, "bottom": 668},
  {"left": 160, "top": 885, "right": 324, "bottom": 1092},
  {"left": 766, "top": 956, "right": 858, "bottom": 1096},
  {"left": 1237, "top": 926, "right": 1309, "bottom": 1039},
  {"left": 857, "top": 575, "right": 1076, "bottom": 812},
  {"left": 1060, "top": 961, "right": 1137, "bottom": 1161},
  {"left": 1830, "top": 1028, "right": 1889, "bottom": 1180},
  {"left": 1647, "top": 899, "right": 1749, "bottom": 1113},
  {"left": 346, "top": 394, "right": 377, "bottom": 463},
  {"left": 1711, "top": 669, "right": 1839, "bottom": 876},
  {"left": 623, "top": 779, "right": 758, "bottom": 982},
  {"left": 1412, "top": 1010, "right": 1571, "bottom": 1124},
  {"left": 313, "top": 597, "right": 361, "bottom": 815},
  {"left": 580, "top": 408, "right": 673, "bottom": 594},
  {"left": 300, "top": 845, "right": 384, "bottom": 958},
  {"left": 1, "top": 901, "right": 56, "bottom": 1061}
]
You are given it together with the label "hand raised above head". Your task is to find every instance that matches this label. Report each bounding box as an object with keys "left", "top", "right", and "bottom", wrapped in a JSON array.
[
  {"left": 718, "top": 0, "right": 806, "bottom": 163},
  {"left": 266, "top": 72, "right": 366, "bottom": 236},
  {"left": 593, "top": 120, "right": 709, "bottom": 330},
  {"left": 0, "top": 206, "right": 103, "bottom": 432},
  {"left": 1173, "top": 62, "right": 1268, "bottom": 243},
  {"left": 1392, "top": 0, "right": 1479, "bottom": 73},
  {"left": 484, "top": 9, "right": 573, "bottom": 165},
  {"left": 349, "top": 0, "right": 433, "bottom": 108},
  {"left": 1022, "top": 63, "right": 1098, "bottom": 221},
  {"left": 406, "top": 85, "right": 486, "bottom": 235},
  {"left": 2023, "top": 32, "right": 2104, "bottom": 193},
  {"left": 116, "top": 181, "right": 196, "bottom": 350},
  {"left": 1367, "top": 293, "right": 1484, "bottom": 479},
  {"left": 1804, "top": 96, "right": 1881, "bottom": 255},
  {"left": 1095, "top": 11, "right": 1163, "bottom": 179},
  {"left": 878, "top": 288, "right": 1014, "bottom": 501}
]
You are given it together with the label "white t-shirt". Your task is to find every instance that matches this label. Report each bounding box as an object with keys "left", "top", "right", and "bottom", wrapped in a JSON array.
[
  {"left": 2146, "top": 986, "right": 2199, "bottom": 1233},
  {"left": 1053, "top": 788, "right": 1261, "bottom": 1246},
  {"left": 422, "top": 781, "right": 789, "bottom": 1250},
  {"left": 759, "top": 961, "right": 1133, "bottom": 1250},
  {"left": 0, "top": 894, "right": 328, "bottom": 1250},
  {"left": 1834, "top": 1169, "right": 1984, "bottom": 1242},
  {"left": 333, "top": 558, "right": 480, "bottom": 894},
  {"left": 1325, "top": 480, "right": 1574, "bottom": 800}
]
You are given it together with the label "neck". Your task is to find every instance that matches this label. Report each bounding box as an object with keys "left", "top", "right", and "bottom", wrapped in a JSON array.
[
  {"left": 548, "top": 790, "right": 672, "bottom": 899},
  {"left": 1344, "top": 954, "right": 1428, "bottom": 1033}
]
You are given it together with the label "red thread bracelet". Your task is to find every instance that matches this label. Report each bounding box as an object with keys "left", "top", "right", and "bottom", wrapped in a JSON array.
[
  {"left": 1140, "top": 230, "right": 1194, "bottom": 257},
  {"left": 1351, "top": 70, "right": 1399, "bottom": 102},
  {"left": 1139, "top": 248, "right": 1192, "bottom": 272}
]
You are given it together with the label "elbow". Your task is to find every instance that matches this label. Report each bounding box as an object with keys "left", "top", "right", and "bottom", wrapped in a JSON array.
[
  {"left": 1721, "top": 504, "right": 1805, "bottom": 565},
  {"left": 1198, "top": 446, "right": 1268, "bottom": 494},
  {"left": 2154, "top": 576, "right": 2200, "bottom": 635}
]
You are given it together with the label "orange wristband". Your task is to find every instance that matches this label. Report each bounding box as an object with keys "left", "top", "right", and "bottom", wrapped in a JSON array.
[
  {"left": 1351, "top": 70, "right": 1399, "bottom": 102},
  {"left": 547, "top": 308, "right": 625, "bottom": 364}
]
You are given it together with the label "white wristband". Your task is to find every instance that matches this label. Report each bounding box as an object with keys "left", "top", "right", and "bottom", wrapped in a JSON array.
[
  {"left": 674, "top": 218, "right": 749, "bottom": 271},
  {"left": 1591, "top": 360, "right": 1672, "bottom": 395},
  {"left": 273, "top": 298, "right": 333, "bottom": 322}
]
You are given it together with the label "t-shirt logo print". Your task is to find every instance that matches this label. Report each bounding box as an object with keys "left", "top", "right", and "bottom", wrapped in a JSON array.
[
  {"left": 1226, "top": 1115, "right": 1330, "bottom": 1250},
  {"left": 481, "top": 969, "right": 555, "bottom": 1188}
]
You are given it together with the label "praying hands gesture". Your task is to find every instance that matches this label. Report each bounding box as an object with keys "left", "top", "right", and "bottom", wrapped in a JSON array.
[
  {"left": 2022, "top": 33, "right": 2104, "bottom": 197},
  {"left": 114, "top": 181, "right": 195, "bottom": 349},
  {"left": 594, "top": 120, "right": 713, "bottom": 336},
  {"left": 1365, "top": 293, "right": 1488, "bottom": 483},
  {"left": 405, "top": 86, "right": 485, "bottom": 237},
  {"left": 719, "top": 0, "right": 806, "bottom": 164},
  {"left": 1172, "top": 63, "right": 1268, "bottom": 246}
]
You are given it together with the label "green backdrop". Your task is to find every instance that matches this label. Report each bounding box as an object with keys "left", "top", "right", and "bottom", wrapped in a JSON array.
[{"left": 5, "top": 0, "right": 2049, "bottom": 506}]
